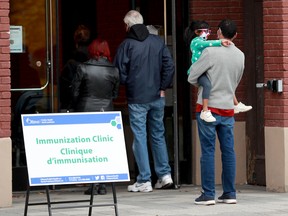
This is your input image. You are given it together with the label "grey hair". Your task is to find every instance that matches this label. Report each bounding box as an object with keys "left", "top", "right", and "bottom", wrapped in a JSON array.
[{"left": 123, "top": 10, "right": 144, "bottom": 27}]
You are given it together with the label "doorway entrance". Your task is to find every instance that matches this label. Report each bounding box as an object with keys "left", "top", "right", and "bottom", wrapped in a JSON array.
[
  {"left": 244, "top": 0, "right": 265, "bottom": 186},
  {"left": 10, "top": 0, "right": 56, "bottom": 190},
  {"left": 10, "top": 0, "right": 191, "bottom": 191}
]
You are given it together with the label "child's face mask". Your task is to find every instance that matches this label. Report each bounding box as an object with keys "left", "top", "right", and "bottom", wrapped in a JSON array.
[{"left": 199, "top": 29, "right": 211, "bottom": 40}]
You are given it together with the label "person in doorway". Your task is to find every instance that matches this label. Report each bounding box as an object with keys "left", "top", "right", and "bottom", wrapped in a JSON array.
[
  {"left": 71, "top": 38, "right": 120, "bottom": 195},
  {"left": 114, "top": 10, "right": 175, "bottom": 192},
  {"left": 59, "top": 24, "right": 91, "bottom": 111},
  {"left": 185, "top": 20, "right": 252, "bottom": 122},
  {"left": 187, "top": 19, "right": 244, "bottom": 205}
]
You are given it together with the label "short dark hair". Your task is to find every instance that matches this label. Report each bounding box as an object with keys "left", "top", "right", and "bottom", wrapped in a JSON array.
[
  {"left": 74, "top": 25, "right": 91, "bottom": 46},
  {"left": 218, "top": 19, "right": 237, "bottom": 39},
  {"left": 195, "top": 20, "right": 210, "bottom": 30}
]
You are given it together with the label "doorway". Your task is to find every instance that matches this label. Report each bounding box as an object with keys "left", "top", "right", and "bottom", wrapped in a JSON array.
[
  {"left": 10, "top": 0, "right": 191, "bottom": 191},
  {"left": 10, "top": 0, "right": 57, "bottom": 190},
  {"left": 244, "top": 0, "right": 265, "bottom": 185}
]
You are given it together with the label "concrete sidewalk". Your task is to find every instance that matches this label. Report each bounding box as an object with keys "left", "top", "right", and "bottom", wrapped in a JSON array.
[{"left": 1, "top": 184, "right": 288, "bottom": 216}]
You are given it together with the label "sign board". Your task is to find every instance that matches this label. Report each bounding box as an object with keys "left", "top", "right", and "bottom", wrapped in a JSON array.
[
  {"left": 21, "top": 112, "right": 130, "bottom": 186},
  {"left": 10, "top": 25, "right": 23, "bottom": 53}
]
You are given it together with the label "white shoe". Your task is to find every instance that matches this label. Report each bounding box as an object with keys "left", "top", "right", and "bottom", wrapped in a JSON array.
[
  {"left": 154, "top": 174, "right": 173, "bottom": 189},
  {"left": 127, "top": 181, "right": 153, "bottom": 192},
  {"left": 234, "top": 102, "right": 252, "bottom": 114},
  {"left": 200, "top": 110, "right": 216, "bottom": 122}
]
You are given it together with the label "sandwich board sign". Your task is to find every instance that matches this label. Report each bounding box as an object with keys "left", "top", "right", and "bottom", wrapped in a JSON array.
[{"left": 21, "top": 111, "right": 130, "bottom": 186}]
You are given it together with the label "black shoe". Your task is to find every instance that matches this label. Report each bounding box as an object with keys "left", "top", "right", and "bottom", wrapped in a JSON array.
[
  {"left": 217, "top": 193, "right": 237, "bottom": 204},
  {"left": 84, "top": 187, "right": 97, "bottom": 195},
  {"left": 97, "top": 184, "right": 107, "bottom": 195},
  {"left": 194, "top": 192, "right": 215, "bottom": 205}
]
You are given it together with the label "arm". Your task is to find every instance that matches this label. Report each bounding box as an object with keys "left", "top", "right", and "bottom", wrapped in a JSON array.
[
  {"left": 112, "top": 68, "right": 120, "bottom": 99},
  {"left": 191, "top": 37, "right": 222, "bottom": 50},
  {"left": 190, "top": 37, "right": 222, "bottom": 65},
  {"left": 113, "top": 44, "right": 129, "bottom": 85},
  {"left": 160, "top": 45, "right": 175, "bottom": 90},
  {"left": 187, "top": 49, "right": 211, "bottom": 85},
  {"left": 71, "top": 64, "right": 84, "bottom": 107}
]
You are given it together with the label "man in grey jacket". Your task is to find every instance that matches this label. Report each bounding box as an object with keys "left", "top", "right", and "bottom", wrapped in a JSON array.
[{"left": 188, "top": 19, "right": 244, "bottom": 205}]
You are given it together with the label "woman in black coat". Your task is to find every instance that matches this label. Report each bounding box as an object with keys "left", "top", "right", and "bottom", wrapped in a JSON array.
[
  {"left": 71, "top": 38, "right": 120, "bottom": 195},
  {"left": 71, "top": 38, "right": 119, "bottom": 112}
]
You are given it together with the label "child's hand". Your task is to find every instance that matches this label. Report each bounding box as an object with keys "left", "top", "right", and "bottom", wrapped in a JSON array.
[{"left": 221, "top": 39, "right": 231, "bottom": 47}]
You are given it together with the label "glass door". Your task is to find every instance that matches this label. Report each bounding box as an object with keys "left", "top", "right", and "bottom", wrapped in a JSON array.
[{"left": 10, "top": 0, "right": 57, "bottom": 190}]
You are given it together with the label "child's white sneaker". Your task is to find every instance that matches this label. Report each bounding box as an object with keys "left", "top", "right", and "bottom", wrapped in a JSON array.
[
  {"left": 200, "top": 110, "right": 216, "bottom": 122},
  {"left": 234, "top": 102, "right": 252, "bottom": 114}
]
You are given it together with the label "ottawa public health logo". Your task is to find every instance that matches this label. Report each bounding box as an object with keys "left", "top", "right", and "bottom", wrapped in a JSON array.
[
  {"left": 25, "top": 117, "right": 40, "bottom": 125},
  {"left": 25, "top": 117, "right": 55, "bottom": 125}
]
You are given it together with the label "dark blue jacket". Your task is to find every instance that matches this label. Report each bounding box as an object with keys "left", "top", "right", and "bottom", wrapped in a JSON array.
[{"left": 114, "top": 24, "right": 175, "bottom": 104}]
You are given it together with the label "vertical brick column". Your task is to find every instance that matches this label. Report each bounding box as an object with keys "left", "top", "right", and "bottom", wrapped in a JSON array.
[
  {"left": 0, "top": 0, "right": 12, "bottom": 207},
  {"left": 263, "top": 0, "right": 287, "bottom": 127},
  {"left": 0, "top": 0, "right": 11, "bottom": 136},
  {"left": 263, "top": 0, "right": 288, "bottom": 192}
]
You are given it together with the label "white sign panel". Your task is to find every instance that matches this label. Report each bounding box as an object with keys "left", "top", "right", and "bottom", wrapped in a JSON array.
[
  {"left": 21, "top": 112, "right": 130, "bottom": 186},
  {"left": 10, "top": 25, "right": 23, "bottom": 53}
]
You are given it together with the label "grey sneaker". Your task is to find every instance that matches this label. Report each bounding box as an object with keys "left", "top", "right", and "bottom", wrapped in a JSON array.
[
  {"left": 217, "top": 193, "right": 237, "bottom": 204},
  {"left": 154, "top": 174, "right": 173, "bottom": 189},
  {"left": 127, "top": 181, "right": 153, "bottom": 192}
]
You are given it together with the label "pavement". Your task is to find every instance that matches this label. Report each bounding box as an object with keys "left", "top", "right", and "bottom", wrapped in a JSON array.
[{"left": 1, "top": 183, "right": 288, "bottom": 216}]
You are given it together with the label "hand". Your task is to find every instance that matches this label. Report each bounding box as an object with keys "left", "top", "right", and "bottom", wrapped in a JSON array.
[
  {"left": 221, "top": 39, "right": 231, "bottom": 47},
  {"left": 160, "top": 90, "right": 165, "bottom": 97}
]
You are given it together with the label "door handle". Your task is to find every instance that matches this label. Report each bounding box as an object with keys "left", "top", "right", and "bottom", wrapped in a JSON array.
[{"left": 256, "top": 80, "right": 283, "bottom": 92}]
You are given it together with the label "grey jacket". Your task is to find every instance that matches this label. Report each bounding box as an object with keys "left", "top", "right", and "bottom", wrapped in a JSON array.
[{"left": 187, "top": 44, "right": 245, "bottom": 110}]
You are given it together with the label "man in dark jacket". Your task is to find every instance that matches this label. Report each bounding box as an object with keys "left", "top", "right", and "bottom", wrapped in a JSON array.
[{"left": 114, "top": 10, "right": 175, "bottom": 193}]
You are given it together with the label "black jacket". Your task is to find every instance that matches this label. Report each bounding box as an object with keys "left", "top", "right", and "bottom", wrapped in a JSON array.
[
  {"left": 71, "top": 57, "right": 120, "bottom": 112},
  {"left": 59, "top": 46, "right": 89, "bottom": 110},
  {"left": 114, "top": 24, "right": 175, "bottom": 104}
]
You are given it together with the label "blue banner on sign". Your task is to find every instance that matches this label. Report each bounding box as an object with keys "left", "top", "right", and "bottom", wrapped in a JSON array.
[
  {"left": 31, "top": 173, "right": 129, "bottom": 184},
  {"left": 22, "top": 112, "right": 121, "bottom": 127}
]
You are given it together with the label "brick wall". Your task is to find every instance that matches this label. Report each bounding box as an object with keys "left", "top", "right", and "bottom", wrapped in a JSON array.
[
  {"left": 263, "top": 0, "right": 288, "bottom": 127},
  {"left": 0, "top": 0, "right": 11, "bottom": 138}
]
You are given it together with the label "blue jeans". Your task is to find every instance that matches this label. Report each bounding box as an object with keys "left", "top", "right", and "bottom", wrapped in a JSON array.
[
  {"left": 128, "top": 97, "right": 171, "bottom": 183},
  {"left": 196, "top": 112, "right": 236, "bottom": 198}
]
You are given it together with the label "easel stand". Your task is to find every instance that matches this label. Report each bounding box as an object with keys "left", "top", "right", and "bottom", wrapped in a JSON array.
[{"left": 24, "top": 183, "right": 119, "bottom": 216}]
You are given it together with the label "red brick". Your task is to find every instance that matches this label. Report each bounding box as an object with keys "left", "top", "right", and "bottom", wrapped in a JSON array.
[
  {"left": 0, "top": 68, "right": 9, "bottom": 76},
  {"left": 0, "top": 84, "right": 10, "bottom": 92},
  {"left": 0, "top": 61, "right": 10, "bottom": 69},
  {"left": 1, "top": 76, "right": 10, "bottom": 84},
  {"left": 0, "top": 2, "right": 9, "bottom": 9},
  {"left": 1, "top": 106, "right": 11, "bottom": 114}
]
